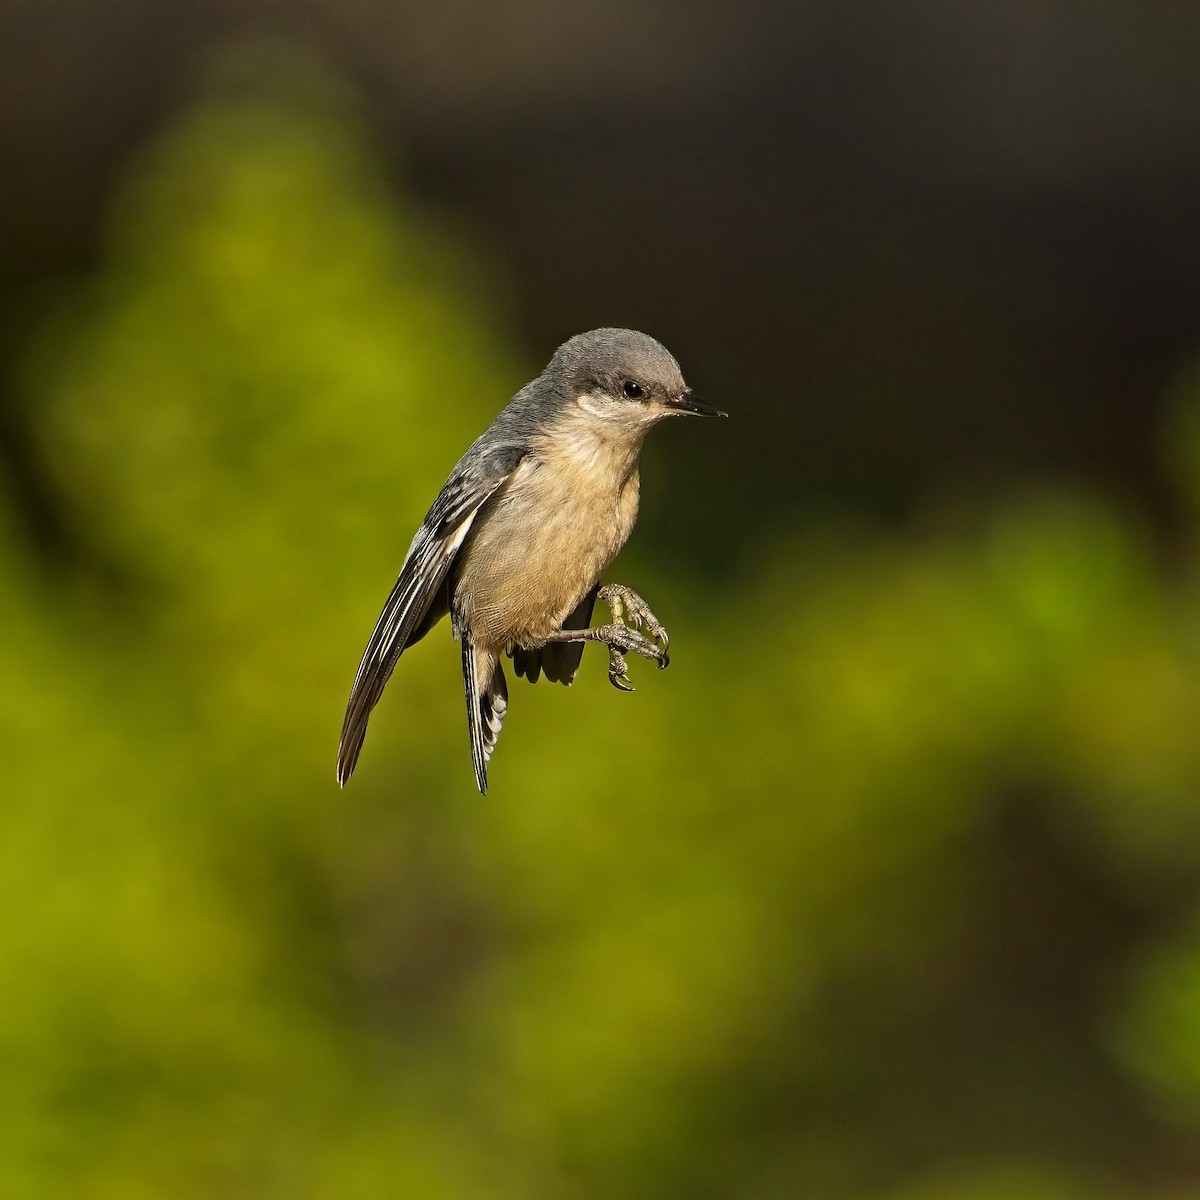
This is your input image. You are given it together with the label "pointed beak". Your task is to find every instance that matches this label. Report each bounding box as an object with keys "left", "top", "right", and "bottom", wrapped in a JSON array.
[{"left": 669, "top": 391, "right": 728, "bottom": 418}]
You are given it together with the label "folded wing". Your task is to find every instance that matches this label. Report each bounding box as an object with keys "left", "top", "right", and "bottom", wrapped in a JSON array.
[{"left": 336, "top": 442, "right": 527, "bottom": 785}]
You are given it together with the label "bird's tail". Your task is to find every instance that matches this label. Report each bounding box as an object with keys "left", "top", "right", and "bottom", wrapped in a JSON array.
[{"left": 461, "top": 636, "right": 508, "bottom": 794}]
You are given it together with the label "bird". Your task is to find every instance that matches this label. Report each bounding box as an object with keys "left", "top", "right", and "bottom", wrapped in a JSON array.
[{"left": 337, "top": 327, "right": 726, "bottom": 792}]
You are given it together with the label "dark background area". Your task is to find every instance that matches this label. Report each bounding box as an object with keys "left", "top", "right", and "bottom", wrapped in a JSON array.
[{"left": 6, "top": 2, "right": 1200, "bottom": 560}]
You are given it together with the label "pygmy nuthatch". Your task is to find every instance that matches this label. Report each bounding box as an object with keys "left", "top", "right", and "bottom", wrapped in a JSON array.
[{"left": 337, "top": 327, "right": 726, "bottom": 792}]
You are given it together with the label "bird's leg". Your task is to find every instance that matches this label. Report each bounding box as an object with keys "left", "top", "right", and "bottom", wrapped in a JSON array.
[{"left": 539, "top": 585, "right": 669, "bottom": 691}]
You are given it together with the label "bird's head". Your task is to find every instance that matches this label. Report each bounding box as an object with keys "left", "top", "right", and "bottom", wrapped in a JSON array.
[{"left": 549, "top": 328, "right": 726, "bottom": 430}]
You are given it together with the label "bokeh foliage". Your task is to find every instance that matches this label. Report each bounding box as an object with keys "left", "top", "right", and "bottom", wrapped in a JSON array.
[{"left": 5, "top": 55, "right": 1200, "bottom": 1198}]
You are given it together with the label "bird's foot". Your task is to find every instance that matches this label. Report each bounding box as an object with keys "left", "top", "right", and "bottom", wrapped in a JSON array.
[
  {"left": 537, "top": 587, "right": 671, "bottom": 690},
  {"left": 598, "top": 584, "right": 670, "bottom": 671},
  {"left": 588, "top": 620, "right": 669, "bottom": 692}
]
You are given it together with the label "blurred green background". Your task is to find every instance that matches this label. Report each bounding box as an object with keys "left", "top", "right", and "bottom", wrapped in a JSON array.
[{"left": 4, "top": 7, "right": 1200, "bottom": 1198}]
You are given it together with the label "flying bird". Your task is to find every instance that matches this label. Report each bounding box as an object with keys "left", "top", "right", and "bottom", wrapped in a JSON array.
[{"left": 337, "top": 327, "right": 725, "bottom": 792}]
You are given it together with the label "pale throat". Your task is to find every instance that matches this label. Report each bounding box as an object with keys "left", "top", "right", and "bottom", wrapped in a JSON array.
[{"left": 533, "top": 391, "right": 655, "bottom": 484}]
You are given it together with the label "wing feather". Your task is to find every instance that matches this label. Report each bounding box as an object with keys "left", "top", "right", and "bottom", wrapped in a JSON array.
[{"left": 336, "top": 442, "right": 526, "bottom": 785}]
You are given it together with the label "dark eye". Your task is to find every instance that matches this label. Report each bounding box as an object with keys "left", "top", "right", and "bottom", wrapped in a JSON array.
[{"left": 621, "top": 380, "right": 644, "bottom": 399}]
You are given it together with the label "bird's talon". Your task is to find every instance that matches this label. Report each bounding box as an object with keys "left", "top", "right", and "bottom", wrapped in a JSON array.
[{"left": 607, "top": 648, "right": 636, "bottom": 691}]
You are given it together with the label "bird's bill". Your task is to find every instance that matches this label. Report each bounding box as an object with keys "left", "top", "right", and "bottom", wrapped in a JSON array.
[{"left": 668, "top": 391, "right": 728, "bottom": 417}]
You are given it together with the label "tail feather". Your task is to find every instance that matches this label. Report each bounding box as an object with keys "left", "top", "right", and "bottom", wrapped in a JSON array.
[{"left": 462, "top": 637, "right": 507, "bottom": 793}]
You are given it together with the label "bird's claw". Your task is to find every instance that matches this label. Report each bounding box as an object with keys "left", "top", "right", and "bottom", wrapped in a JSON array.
[
  {"left": 598, "top": 584, "right": 671, "bottom": 676},
  {"left": 593, "top": 620, "right": 668, "bottom": 690},
  {"left": 607, "top": 648, "right": 636, "bottom": 692}
]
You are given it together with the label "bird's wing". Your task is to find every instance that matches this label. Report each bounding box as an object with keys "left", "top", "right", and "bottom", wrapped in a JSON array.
[{"left": 336, "top": 442, "right": 527, "bottom": 785}]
